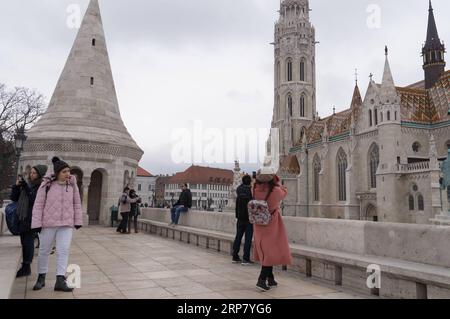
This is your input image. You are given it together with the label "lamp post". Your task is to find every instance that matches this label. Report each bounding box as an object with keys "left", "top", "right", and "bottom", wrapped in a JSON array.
[{"left": 11, "top": 126, "right": 27, "bottom": 185}]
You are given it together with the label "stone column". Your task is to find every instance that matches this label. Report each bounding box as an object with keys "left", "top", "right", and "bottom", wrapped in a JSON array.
[{"left": 82, "top": 176, "right": 91, "bottom": 226}]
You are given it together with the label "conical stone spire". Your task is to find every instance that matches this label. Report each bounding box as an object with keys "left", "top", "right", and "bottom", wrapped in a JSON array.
[
  {"left": 27, "top": 0, "right": 142, "bottom": 154},
  {"left": 380, "top": 46, "right": 398, "bottom": 104}
]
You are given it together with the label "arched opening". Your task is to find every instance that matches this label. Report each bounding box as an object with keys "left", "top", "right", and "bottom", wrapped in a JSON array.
[
  {"left": 286, "top": 58, "right": 293, "bottom": 82},
  {"left": 417, "top": 194, "right": 424, "bottom": 211},
  {"left": 446, "top": 140, "right": 450, "bottom": 151},
  {"left": 369, "top": 109, "right": 373, "bottom": 126},
  {"left": 387, "top": 111, "right": 391, "bottom": 121},
  {"left": 70, "top": 168, "right": 84, "bottom": 202},
  {"left": 287, "top": 94, "right": 293, "bottom": 117},
  {"left": 368, "top": 144, "right": 379, "bottom": 189},
  {"left": 276, "top": 95, "right": 281, "bottom": 120},
  {"left": 337, "top": 148, "right": 348, "bottom": 201},
  {"left": 300, "top": 95, "right": 306, "bottom": 117},
  {"left": 88, "top": 170, "right": 103, "bottom": 224},
  {"left": 300, "top": 59, "right": 306, "bottom": 81},
  {"left": 313, "top": 154, "right": 321, "bottom": 202},
  {"left": 408, "top": 195, "right": 415, "bottom": 211},
  {"left": 374, "top": 108, "right": 378, "bottom": 125},
  {"left": 276, "top": 61, "right": 281, "bottom": 86},
  {"left": 366, "top": 204, "right": 378, "bottom": 222},
  {"left": 123, "top": 170, "right": 130, "bottom": 188}
]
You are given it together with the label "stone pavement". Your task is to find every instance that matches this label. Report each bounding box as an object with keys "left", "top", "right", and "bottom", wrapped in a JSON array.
[{"left": 10, "top": 226, "right": 366, "bottom": 299}]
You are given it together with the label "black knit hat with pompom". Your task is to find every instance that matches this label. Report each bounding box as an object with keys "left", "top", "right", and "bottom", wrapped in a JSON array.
[{"left": 52, "top": 157, "right": 70, "bottom": 176}]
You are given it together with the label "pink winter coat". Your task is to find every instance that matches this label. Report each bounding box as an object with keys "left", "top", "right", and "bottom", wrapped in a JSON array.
[
  {"left": 252, "top": 176, "right": 293, "bottom": 267},
  {"left": 31, "top": 174, "right": 83, "bottom": 229}
]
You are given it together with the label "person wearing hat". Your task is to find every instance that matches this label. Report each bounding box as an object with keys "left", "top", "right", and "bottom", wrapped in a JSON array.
[
  {"left": 31, "top": 157, "right": 83, "bottom": 292},
  {"left": 10, "top": 164, "right": 48, "bottom": 278},
  {"left": 252, "top": 166, "right": 293, "bottom": 291}
]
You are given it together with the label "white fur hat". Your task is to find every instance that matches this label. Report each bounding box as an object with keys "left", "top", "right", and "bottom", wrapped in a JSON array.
[{"left": 256, "top": 166, "right": 277, "bottom": 182}]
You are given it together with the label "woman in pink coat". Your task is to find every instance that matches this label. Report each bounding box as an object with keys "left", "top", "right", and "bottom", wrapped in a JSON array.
[
  {"left": 253, "top": 169, "right": 293, "bottom": 291},
  {"left": 31, "top": 157, "right": 83, "bottom": 292}
]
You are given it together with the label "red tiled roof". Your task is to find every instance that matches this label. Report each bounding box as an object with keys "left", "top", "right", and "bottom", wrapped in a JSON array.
[
  {"left": 137, "top": 166, "right": 153, "bottom": 177},
  {"left": 167, "top": 165, "right": 233, "bottom": 185}
]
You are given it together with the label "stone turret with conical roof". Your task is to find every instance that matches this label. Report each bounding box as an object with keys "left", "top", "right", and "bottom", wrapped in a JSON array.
[{"left": 20, "top": 0, "right": 144, "bottom": 225}]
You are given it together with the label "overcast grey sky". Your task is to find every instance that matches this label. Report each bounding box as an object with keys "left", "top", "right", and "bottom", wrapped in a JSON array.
[{"left": 1, "top": 0, "right": 449, "bottom": 175}]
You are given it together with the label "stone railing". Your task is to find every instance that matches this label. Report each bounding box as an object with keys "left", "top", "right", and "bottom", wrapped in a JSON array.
[
  {"left": 137, "top": 208, "right": 450, "bottom": 299},
  {"left": 396, "top": 161, "right": 430, "bottom": 173}
]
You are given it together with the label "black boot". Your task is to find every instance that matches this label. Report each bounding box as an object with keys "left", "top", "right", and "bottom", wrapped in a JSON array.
[
  {"left": 268, "top": 276, "right": 278, "bottom": 287},
  {"left": 54, "top": 275, "right": 74, "bottom": 292},
  {"left": 256, "top": 278, "right": 270, "bottom": 291},
  {"left": 33, "top": 274, "right": 46, "bottom": 291},
  {"left": 16, "top": 263, "right": 31, "bottom": 278}
]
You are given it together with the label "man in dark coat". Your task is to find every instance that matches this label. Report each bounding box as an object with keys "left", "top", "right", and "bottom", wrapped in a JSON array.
[
  {"left": 232, "top": 175, "right": 254, "bottom": 265},
  {"left": 170, "top": 184, "right": 192, "bottom": 226},
  {"left": 10, "top": 165, "right": 48, "bottom": 277}
]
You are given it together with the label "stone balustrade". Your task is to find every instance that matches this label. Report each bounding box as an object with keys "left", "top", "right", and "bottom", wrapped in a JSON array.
[
  {"left": 138, "top": 208, "right": 450, "bottom": 299},
  {"left": 396, "top": 161, "right": 430, "bottom": 173}
]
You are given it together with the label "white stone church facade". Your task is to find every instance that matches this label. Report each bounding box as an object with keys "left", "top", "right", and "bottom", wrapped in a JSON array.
[{"left": 270, "top": 0, "right": 449, "bottom": 224}]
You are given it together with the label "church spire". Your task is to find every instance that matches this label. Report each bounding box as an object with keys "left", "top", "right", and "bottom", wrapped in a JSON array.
[
  {"left": 380, "top": 46, "right": 398, "bottom": 104},
  {"left": 422, "top": 0, "right": 446, "bottom": 89}
]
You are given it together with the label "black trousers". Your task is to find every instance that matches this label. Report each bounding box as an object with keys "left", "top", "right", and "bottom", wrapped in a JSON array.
[
  {"left": 117, "top": 212, "right": 129, "bottom": 232},
  {"left": 259, "top": 266, "right": 274, "bottom": 281},
  {"left": 20, "top": 231, "right": 35, "bottom": 265},
  {"left": 232, "top": 220, "right": 253, "bottom": 261},
  {"left": 128, "top": 213, "right": 138, "bottom": 233}
]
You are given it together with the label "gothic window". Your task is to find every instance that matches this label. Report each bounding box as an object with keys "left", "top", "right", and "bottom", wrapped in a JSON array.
[
  {"left": 380, "top": 112, "right": 383, "bottom": 122},
  {"left": 417, "top": 194, "right": 424, "bottom": 211},
  {"left": 409, "top": 195, "right": 414, "bottom": 211},
  {"left": 374, "top": 109, "right": 378, "bottom": 125},
  {"left": 276, "top": 61, "right": 281, "bottom": 86},
  {"left": 276, "top": 95, "right": 281, "bottom": 120},
  {"left": 395, "top": 111, "right": 397, "bottom": 121},
  {"left": 337, "top": 148, "right": 348, "bottom": 201},
  {"left": 287, "top": 58, "right": 293, "bottom": 82},
  {"left": 300, "top": 59, "right": 306, "bottom": 81},
  {"left": 287, "top": 94, "right": 293, "bottom": 117},
  {"left": 300, "top": 127, "right": 306, "bottom": 143},
  {"left": 369, "top": 110, "right": 373, "bottom": 126},
  {"left": 369, "top": 144, "right": 379, "bottom": 189},
  {"left": 387, "top": 111, "right": 391, "bottom": 121},
  {"left": 300, "top": 95, "right": 306, "bottom": 117},
  {"left": 313, "top": 154, "right": 321, "bottom": 201}
]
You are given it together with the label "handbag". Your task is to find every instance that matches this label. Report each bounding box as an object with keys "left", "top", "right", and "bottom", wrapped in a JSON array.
[{"left": 247, "top": 187, "right": 275, "bottom": 226}]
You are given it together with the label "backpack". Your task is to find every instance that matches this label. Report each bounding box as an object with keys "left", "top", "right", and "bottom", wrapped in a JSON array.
[
  {"left": 247, "top": 187, "right": 275, "bottom": 226},
  {"left": 5, "top": 202, "right": 20, "bottom": 236}
]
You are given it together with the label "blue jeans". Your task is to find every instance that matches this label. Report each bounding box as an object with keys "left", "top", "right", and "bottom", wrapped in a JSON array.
[{"left": 171, "top": 205, "right": 188, "bottom": 225}]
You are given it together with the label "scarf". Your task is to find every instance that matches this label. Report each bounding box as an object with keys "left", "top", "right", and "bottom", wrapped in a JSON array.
[{"left": 17, "top": 178, "right": 42, "bottom": 221}]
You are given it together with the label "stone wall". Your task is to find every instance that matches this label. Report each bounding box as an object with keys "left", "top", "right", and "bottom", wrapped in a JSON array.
[{"left": 140, "top": 208, "right": 450, "bottom": 268}]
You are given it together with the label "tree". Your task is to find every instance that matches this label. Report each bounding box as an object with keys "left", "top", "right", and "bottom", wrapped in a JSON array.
[{"left": 0, "top": 83, "right": 46, "bottom": 197}]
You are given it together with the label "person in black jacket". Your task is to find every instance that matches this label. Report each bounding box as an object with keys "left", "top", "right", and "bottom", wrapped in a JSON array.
[
  {"left": 10, "top": 165, "right": 48, "bottom": 277},
  {"left": 232, "top": 175, "right": 254, "bottom": 265},
  {"left": 128, "top": 189, "right": 142, "bottom": 233},
  {"left": 170, "top": 184, "right": 192, "bottom": 226}
]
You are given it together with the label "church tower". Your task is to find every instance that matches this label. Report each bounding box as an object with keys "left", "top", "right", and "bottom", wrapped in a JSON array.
[
  {"left": 422, "top": 0, "right": 446, "bottom": 89},
  {"left": 272, "top": 0, "right": 317, "bottom": 155}
]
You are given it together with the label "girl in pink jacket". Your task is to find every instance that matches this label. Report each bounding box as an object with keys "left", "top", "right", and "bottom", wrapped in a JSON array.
[
  {"left": 31, "top": 157, "right": 83, "bottom": 292},
  {"left": 253, "top": 169, "right": 293, "bottom": 291}
]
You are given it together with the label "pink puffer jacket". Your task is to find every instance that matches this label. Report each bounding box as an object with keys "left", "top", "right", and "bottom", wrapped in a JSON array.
[{"left": 31, "top": 174, "right": 83, "bottom": 229}]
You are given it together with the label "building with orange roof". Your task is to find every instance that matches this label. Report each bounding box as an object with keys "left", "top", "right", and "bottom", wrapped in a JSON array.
[{"left": 164, "top": 165, "right": 233, "bottom": 210}]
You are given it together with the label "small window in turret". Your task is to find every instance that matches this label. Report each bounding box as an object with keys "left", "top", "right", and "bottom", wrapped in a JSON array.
[
  {"left": 90, "top": 77, "right": 94, "bottom": 86},
  {"left": 92, "top": 39, "right": 96, "bottom": 46},
  {"left": 387, "top": 111, "right": 391, "bottom": 121}
]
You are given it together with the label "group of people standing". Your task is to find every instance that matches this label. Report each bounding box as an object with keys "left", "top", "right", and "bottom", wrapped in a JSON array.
[
  {"left": 10, "top": 156, "right": 83, "bottom": 292},
  {"left": 116, "top": 187, "right": 142, "bottom": 234},
  {"left": 232, "top": 168, "right": 293, "bottom": 291}
]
